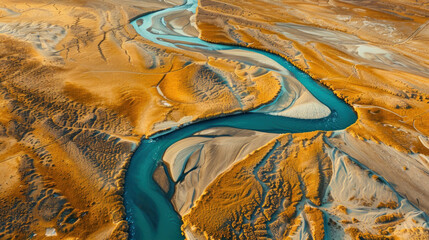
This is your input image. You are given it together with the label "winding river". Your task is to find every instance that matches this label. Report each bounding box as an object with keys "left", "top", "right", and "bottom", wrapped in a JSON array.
[{"left": 124, "top": 0, "right": 357, "bottom": 239}]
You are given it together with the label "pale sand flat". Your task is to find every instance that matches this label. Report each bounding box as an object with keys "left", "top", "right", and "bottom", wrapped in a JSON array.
[{"left": 163, "top": 127, "right": 278, "bottom": 216}]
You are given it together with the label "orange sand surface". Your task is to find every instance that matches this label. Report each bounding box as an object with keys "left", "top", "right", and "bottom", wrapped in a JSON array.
[
  {"left": 0, "top": 0, "right": 282, "bottom": 238},
  {"left": 0, "top": 0, "right": 428, "bottom": 239},
  {"left": 173, "top": 0, "right": 429, "bottom": 239}
]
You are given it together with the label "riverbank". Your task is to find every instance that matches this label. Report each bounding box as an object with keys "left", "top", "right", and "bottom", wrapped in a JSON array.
[{"left": 125, "top": 0, "right": 427, "bottom": 239}]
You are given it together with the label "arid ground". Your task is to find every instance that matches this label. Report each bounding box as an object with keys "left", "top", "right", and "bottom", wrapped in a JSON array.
[{"left": 0, "top": 0, "right": 428, "bottom": 239}]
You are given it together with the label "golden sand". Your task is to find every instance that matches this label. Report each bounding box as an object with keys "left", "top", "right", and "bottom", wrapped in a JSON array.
[
  {"left": 1, "top": 0, "right": 428, "bottom": 238},
  {"left": 176, "top": 0, "right": 429, "bottom": 239},
  {"left": 0, "top": 0, "right": 285, "bottom": 238}
]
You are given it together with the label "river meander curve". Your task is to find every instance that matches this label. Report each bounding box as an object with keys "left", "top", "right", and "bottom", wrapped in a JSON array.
[{"left": 124, "top": 0, "right": 357, "bottom": 239}]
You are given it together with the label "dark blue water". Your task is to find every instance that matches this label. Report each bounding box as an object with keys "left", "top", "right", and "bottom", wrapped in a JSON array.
[{"left": 124, "top": 0, "right": 357, "bottom": 239}]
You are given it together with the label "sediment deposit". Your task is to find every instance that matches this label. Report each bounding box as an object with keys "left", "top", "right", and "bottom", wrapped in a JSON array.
[
  {"left": 171, "top": 0, "right": 429, "bottom": 239},
  {"left": 0, "top": 0, "right": 428, "bottom": 239},
  {"left": 0, "top": 0, "right": 287, "bottom": 238},
  {"left": 181, "top": 132, "right": 428, "bottom": 239}
]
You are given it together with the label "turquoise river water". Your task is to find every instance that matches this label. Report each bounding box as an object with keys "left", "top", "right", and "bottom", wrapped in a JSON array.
[{"left": 124, "top": 0, "right": 357, "bottom": 239}]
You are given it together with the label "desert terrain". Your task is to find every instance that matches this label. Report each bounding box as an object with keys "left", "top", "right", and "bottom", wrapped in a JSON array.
[
  {"left": 0, "top": 0, "right": 428, "bottom": 239},
  {"left": 177, "top": 0, "right": 429, "bottom": 239}
]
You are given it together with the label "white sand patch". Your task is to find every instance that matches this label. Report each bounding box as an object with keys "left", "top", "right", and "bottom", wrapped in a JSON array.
[
  {"left": 188, "top": 13, "right": 199, "bottom": 36},
  {"left": 418, "top": 135, "right": 429, "bottom": 150},
  {"left": 416, "top": 154, "right": 429, "bottom": 170},
  {"left": 274, "top": 22, "right": 429, "bottom": 74},
  {"left": 336, "top": 15, "right": 351, "bottom": 21},
  {"left": 362, "top": 20, "right": 396, "bottom": 37},
  {"left": 270, "top": 90, "right": 331, "bottom": 119},
  {"left": 165, "top": 0, "right": 186, "bottom": 5},
  {"left": 178, "top": 115, "right": 193, "bottom": 124},
  {"left": 164, "top": 127, "right": 278, "bottom": 216},
  {"left": 325, "top": 145, "right": 398, "bottom": 207},
  {"left": 152, "top": 116, "right": 194, "bottom": 133},
  {"left": 219, "top": 49, "right": 331, "bottom": 119},
  {"left": 0, "top": 8, "right": 20, "bottom": 17},
  {"left": 219, "top": 49, "right": 286, "bottom": 72},
  {"left": 289, "top": 213, "right": 311, "bottom": 240},
  {"left": 160, "top": 100, "right": 172, "bottom": 107},
  {"left": 276, "top": 22, "right": 361, "bottom": 45},
  {"left": 0, "top": 22, "right": 66, "bottom": 63},
  {"left": 329, "top": 131, "right": 429, "bottom": 213},
  {"left": 164, "top": 137, "right": 210, "bottom": 181},
  {"left": 356, "top": 44, "right": 392, "bottom": 59},
  {"left": 45, "top": 228, "right": 57, "bottom": 237},
  {"left": 321, "top": 142, "right": 428, "bottom": 234},
  {"left": 183, "top": 226, "right": 205, "bottom": 240}
]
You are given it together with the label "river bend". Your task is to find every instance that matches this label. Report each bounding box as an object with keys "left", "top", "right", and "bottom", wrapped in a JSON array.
[{"left": 124, "top": 0, "right": 357, "bottom": 239}]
